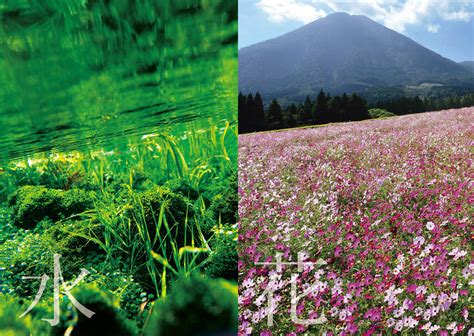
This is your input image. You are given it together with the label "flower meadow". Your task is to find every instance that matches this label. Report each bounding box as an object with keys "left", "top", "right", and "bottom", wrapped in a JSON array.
[{"left": 238, "top": 108, "right": 473, "bottom": 335}]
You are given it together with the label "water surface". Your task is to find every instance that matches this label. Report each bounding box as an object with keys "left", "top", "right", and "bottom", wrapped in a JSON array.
[{"left": 0, "top": 0, "right": 237, "bottom": 162}]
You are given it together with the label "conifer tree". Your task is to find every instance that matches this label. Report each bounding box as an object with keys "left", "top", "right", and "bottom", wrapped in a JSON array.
[
  {"left": 302, "top": 95, "right": 312, "bottom": 123},
  {"left": 253, "top": 92, "right": 265, "bottom": 131},
  {"left": 284, "top": 104, "right": 297, "bottom": 128},
  {"left": 313, "top": 89, "right": 328, "bottom": 123},
  {"left": 238, "top": 92, "right": 248, "bottom": 133},
  {"left": 267, "top": 99, "right": 283, "bottom": 129},
  {"left": 246, "top": 93, "right": 255, "bottom": 131}
]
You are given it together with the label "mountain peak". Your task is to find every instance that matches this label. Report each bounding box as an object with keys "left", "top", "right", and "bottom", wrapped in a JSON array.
[
  {"left": 319, "top": 12, "right": 373, "bottom": 23},
  {"left": 304, "top": 12, "right": 384, "bottom": 31},
  {"left": 325, "top": 12, "right": 351, "bottom": 18},
  {"left": 239, "top": 12, "right": 472, "bottom": 101}
]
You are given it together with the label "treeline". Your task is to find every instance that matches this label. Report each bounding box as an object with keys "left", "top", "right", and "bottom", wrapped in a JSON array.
[
  {"left": 239, "top": 91, "right": 474, "bottom": 133},
  {"left": 373, "top": 93, "right": 474, "bottom": 115},
  {"left": 239, "top": 90, "right": 369, "bottom": 133}
]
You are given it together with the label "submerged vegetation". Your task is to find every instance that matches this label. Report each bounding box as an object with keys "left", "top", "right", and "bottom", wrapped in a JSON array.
[
  {"left": 145, "top": 275, "right": 238, "bottom": 335},
  {"left": 0, "top": 0, "right": 237, "bottom": 333},
  {"left": 0, "top": 124, "right": 238, "bottom": 334}
]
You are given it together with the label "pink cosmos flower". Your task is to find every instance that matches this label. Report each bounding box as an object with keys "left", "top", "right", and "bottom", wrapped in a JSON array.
[
  {"left": 347, "top": 323, "right": 358, "bottom": 334},
  {"left": 295, "top": 324, "right": 306, "bottom": 333},
  {"left": 334, "top": 246, "right": 342, "bottom": 257},
  {"left": 406, "top": 283, "right": 417, "bottom": 294},
  {"left": 363, "top": 308, "right": 381, "bottom": 322}
]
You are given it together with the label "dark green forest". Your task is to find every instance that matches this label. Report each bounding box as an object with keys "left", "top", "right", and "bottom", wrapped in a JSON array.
[
  {"left": 372, "top": 93, "right": 474, "bottom": 115},
  {"left": 239, "top": 91, "right": 474, "bottom": 133}
]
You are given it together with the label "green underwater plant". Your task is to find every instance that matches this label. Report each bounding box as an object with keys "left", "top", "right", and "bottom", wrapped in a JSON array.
[
  {"left": 205, "top": 230, "right": 238, "bottom": 281},
  {"left": 135, "top": 185, "right": 197, "bottom": 248},
  {"left": 0, "top": 122, "right": 238, "bottom": 334},
  {"left": 144, "top": 275, "right": 238, "bottom": 336},
  {"left": 204, "top": 170, "right": 238, "bottom": 226},
  {"left": 8, "top": 185, "right": 94, "bottom": 229},
  {"left": 0, "top": 294, "right": 52, "bottom": 336},
  {"left": 54, "top": 283, "right": 139, "bottom": 336},
  {"left": 0, "top": 0, "right": 237, "bottom": 332}
]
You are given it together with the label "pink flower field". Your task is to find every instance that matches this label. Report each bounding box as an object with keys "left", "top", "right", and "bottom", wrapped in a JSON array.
[{"left": 238, "top": 108, "right": 473, "bottom": 335}]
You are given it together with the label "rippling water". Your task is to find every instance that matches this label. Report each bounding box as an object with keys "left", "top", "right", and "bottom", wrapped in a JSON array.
[{"left": 0, "top": 0, "right": 237, "bottom": 161}]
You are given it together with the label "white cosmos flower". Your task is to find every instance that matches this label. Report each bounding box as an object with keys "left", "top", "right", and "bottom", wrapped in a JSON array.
[
  {"left": 393, "top": 307, "right": 405, "bottom": 318},
  {"left": 414, "top": 236, "right": 425, "bottom": 246},
  {"left": 427, "top": 293, "right": 437, "bottom": 305},
  {"left": 446, "top": 322, "right": 456, "bottom": 330},
  {"left": 387, "top": 318, "right": 396, "bottom": 327},
  {"left": 450, "top": 292, "right": 459, "bottom": 302},
  {"left": 395, "top": 321, "right": 404, "bottom": 332},
  {"left": 428, "top": 325, "right": 440, "bottom": 334},
  {"left": 422, "top": 322, "right": 432, "bottom": 330},
  {"left": 426, "top": 221, "right": 435, "bottom": 230},
  {"left": 423, "top": 310, "right": 432, "bottom": 321}
]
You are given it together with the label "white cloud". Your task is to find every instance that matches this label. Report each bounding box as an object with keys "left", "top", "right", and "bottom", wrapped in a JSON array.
[
  {"left": 256, "top": 0, "right": 326, "bottom": 24},
  {"left": 442, "top": 10, "right": 471, "bottom": 21},
  {"left": 382, "top": 0, "right": 433, "bottom": 31},
  {"left": 256, "top": 0, "right": 473, "bottom": 33},
  {"left": 427, "top": 23, "right": 440, "bottom": 33}
]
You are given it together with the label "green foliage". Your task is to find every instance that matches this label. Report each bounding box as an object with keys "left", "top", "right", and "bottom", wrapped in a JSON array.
[
  {"left": 0, "top": 294, "right": 52, "bottom": 336},
  {"left": 144, "top": 275, "right": 238, "bottom": 336},
  {"left": 0, "top": 0, "right": 237, "bottom": 333},
  {"left": 313, "top": 89, "right": 328, "bottom": 122},
  {"left": 370, "top": 92, "right": 474, "bottom": 115},
  {"left": 165, "top": 179, "right": 200, "bottom": 201},
  {"left": 44, "top": 219, "right": 103, "bottom": 253},
  {"left": 368, "top": 108, "right": 396, "bottom": 118},
  {"left": 8, "top": 186, "right": 93, "bottom": 229},
  {"left": 240, "top": 89, "right": 474, "bottom": 133},
  {"left": 239, "top": 91, "right": 266, "bottom": 133},
  {"left": 240, "top": 90, "right": 370, "bottom": 132},
  {"left": 118, "top": 280, "right": 149, "bottom": 324},
  {"left": 64, "top": 284, "right": 139, "bottom": 336},
  {"left": 302, "top": 95, "right": 313, "bottom": 122},
  {"left": 283, "top": 103, "right": 298, "bottom": 128},
  {"left": 205, "top": 230, "right": 237, "bottom": 281},
  {"left": 266, "top": 98, "right": 283, "bottom": 129},
  {"left": 0, "top": 219, "right": 106, "bottom": 299},
  {"left": 0, "top": 123, "right": 237, "bottom": 334},
  {"left": 203, "top": 171, "right": 238, "bottom": 226},
  {"left": 136, "top": 186, "right": 196, "bottom": 246}
]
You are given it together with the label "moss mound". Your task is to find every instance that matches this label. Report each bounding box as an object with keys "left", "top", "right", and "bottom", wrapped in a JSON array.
[
  {"left": 0, "top": 294, "right": 52, "bottom": 336},
  {"left": 135, "top": 186, "right": 196, "bottom": 248},
  {"left": 145, "top": 276, "right": 237, "bottom": 336},
  {"left": 205, "top": 234, "right": 238, "bottom": 281},
  {"left": 64, "top": 284, "right": 138, "bottom": 336},
  {"left": 165, "top": 179, "right": 200, "bottom": 201},
  {"left": 8, "top": 186, "right": 94, "bottom": 229},
  {"left": 203, "top": 172, "right": 238, "bottom": 226},
  {"left": 44, "top": 219, "right": 102, "bottom": 253}
]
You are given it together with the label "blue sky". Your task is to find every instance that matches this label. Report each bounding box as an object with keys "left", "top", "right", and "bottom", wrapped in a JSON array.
[{"left": 239, "top": 0, "right": 474, "bottom": 62}]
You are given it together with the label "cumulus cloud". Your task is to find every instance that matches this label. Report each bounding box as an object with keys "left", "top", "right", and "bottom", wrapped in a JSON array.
[
  {"left": 256, "top": 0, "right": 326, "bottom": 24},
  {"left": 427, "top": 24, "right": 440, "bottom": 33},
  {"left": 256, "top": 0, "right": 473, "bottom": 33},
  {"left": 442, "top": 10, "right": 472, "bottom": 21}
]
